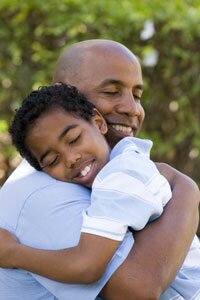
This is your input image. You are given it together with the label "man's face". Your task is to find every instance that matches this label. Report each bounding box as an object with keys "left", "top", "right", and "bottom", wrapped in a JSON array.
[
  {"left": 25, "top": 109, "right": 110, "bottom": 188},
  {"left": 62, "top": 47, "right": 145, "bottom": 147}
]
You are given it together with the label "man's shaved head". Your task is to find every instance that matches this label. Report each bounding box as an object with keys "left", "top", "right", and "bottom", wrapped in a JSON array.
[
  {"left": 53, "top": 39, "right": 139, "bottom": 85},
  {"left": 53, "top": 39, "right": 145, "bottom": 147}
]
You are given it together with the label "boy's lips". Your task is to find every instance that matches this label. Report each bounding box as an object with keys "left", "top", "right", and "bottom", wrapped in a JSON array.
[
  {"left": 70, "top": 159, "right": 97, "bottom": 187},
  {"left": 79, "top": 164, "right": 92, "bottom": 177}
]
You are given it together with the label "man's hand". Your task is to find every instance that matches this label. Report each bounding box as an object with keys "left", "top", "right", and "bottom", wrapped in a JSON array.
[{"left": 0, "top": 228, "right": 19, "bottom": 268}]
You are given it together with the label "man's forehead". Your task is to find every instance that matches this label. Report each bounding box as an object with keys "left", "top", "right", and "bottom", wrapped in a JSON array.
[{"left": 81, "top": 54, "right": 142, "bottom": 85}]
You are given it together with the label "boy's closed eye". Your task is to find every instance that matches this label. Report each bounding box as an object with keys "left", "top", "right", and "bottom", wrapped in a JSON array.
[
  {"left": 42, "top": 155, "right": 60, "bottom": 169},
  {"left": 69, "top": 134, "right": 81, "bottom": 145}
]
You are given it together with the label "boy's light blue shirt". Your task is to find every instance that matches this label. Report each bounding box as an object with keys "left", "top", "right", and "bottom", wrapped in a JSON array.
[
  {"left": 1, "top": 137, "right": 200, "bottom": 300},
  {"left": 0, "top": 159, "right": 133, "bottom": 300},
  {"left": 82, "top": 137, "right": 200, "bottom": 300},
  {"left": 82, "top": 137, "right": 171, "bottom": 239}
]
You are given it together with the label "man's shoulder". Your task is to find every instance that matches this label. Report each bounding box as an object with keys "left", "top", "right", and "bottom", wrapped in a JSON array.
[
  {"left": 2, "top": 159, "right": 54, "bottom": 189},
  {"left": 0, "top": 159, "right": 61, "bottom": 207},
  {"left": 0, "top": 160, "right": 90, "bottom": 234},
  {"left": 1, "top": 159, "right": 89, "bottom": 197}
]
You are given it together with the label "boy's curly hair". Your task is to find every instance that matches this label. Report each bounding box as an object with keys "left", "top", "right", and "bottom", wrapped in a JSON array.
[{"left": 9, "top": 84, "right": 95, "bottom": 170}]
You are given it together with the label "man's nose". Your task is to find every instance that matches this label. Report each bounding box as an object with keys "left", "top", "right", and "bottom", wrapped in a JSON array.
[
  {"left": 65, "top": 152, "right": 81, "bottom": 169},
  {"left": 117, "top": 92, "right": 140, "bottom": 116}
]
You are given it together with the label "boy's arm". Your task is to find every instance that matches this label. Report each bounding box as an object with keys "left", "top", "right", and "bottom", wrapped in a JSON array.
[
  {"left": 0, "top": 230, "right": 119, "bottom": 283},
  {"left": 100, "top": 163, "right": 200, "bottom": 300}
]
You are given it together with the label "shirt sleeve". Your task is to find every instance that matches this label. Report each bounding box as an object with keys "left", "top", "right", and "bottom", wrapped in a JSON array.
[
  {"left": 83, "top": 171, "right": 164, "bottom": 235},
  {"left": 81, "top": 211, "right": 128, "bottom": 241}
]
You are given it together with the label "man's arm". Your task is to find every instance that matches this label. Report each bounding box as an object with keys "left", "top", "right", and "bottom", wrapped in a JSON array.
[{"left": 100, "top": 163, "right": 199, "bottom": 300}]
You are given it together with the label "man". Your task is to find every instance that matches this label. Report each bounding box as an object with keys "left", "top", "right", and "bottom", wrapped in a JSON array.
[{"left": 0, "top": 40, "right": 199, "bottom": 300}]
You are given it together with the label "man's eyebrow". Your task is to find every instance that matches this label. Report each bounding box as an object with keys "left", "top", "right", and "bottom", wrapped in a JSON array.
[
  {"left": 39, "top": 124, "right": 78, "bottom": 164},
  {"left": 99, "top": 79, "right": 144, "bottom": 91},
  {"left": 99, "top": 79, "right": 123, "bottom": 87}
]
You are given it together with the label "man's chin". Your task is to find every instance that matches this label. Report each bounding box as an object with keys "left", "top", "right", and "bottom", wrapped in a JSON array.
[
  {"left": 106, "top": 124, "right": 139, "bottom": 147},
  {"left": 105, "top": 129, "right": 126, "bottom": 148}
]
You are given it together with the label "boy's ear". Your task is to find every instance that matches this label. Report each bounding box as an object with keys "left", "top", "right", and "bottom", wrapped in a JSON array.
[{"left": 92, "top": 108, "right": 108, "bottom": 135}]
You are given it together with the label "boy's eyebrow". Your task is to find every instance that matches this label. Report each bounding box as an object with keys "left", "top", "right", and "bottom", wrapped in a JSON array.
[
  {"left": 39, "top": 124, "right": 78, "bottom": 164},
  {"left": 58, "top": 124, "right": 78, "bottom": 140}
]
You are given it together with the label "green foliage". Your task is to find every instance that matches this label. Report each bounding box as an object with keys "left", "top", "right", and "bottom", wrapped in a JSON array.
[{"left": 0, "top": 0, "right": 200, "bottom": 193}]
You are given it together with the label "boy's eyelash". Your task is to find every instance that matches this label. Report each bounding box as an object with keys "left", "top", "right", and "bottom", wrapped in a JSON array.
[
  {"left": 47, "top": 156, "right": 59, "bottom": 168},
  {"left": 69, "top": 134, "right": 81, "bottom": 144},
  {"left": 104, "top": 91, "right": 118, "bottom": 94}
]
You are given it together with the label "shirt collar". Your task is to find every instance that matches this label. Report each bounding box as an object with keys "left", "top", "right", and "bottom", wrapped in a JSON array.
[{"left": 110, "top": 137, "right": 153, "bottom": 160}]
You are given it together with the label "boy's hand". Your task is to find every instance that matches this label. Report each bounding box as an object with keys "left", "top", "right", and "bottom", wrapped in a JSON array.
[{"left": 0, "top": 228, "right": 19, "bottom": 268}]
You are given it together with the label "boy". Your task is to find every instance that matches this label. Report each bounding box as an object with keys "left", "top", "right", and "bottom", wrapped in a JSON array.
[{"left": 3, "top": 84, "right": 200, "bottom": 299}]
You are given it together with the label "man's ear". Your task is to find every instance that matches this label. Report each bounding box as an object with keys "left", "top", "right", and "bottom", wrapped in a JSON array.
[{"left": 92, "top": 108, "right": 108, "bottom": 135}]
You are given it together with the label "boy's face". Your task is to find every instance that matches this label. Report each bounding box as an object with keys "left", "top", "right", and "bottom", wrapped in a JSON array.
[{"left": 26, "top": 109, "right": 110, "bottom": 188}]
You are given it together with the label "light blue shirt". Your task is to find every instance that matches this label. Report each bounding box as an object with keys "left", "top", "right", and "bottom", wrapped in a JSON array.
[
  {"left": 0, "top": 159, "right": 133, "bottom": 300},
  {"left": 82, "top": 137, "right": 200, "bottom": 300},
  {"left": 82, "top": 137, "right": 171, "bottom": 240}
]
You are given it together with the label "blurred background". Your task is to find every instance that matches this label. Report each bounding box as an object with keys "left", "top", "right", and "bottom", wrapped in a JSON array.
[{"left": 0, "top": 0, "right": 199, "bottom": 235}]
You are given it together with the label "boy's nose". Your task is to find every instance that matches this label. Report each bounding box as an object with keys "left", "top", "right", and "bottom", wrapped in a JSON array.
[{"left": 65, "top": 152, "right": 81, "bottom": 169}]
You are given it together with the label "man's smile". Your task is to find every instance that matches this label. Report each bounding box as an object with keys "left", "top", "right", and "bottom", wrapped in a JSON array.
[
  {"left": 111, "top": 124, "right": 134, "bottom": 136},
  {"left": 108, "top": 123, "right": 138, "bottom": 137}
]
